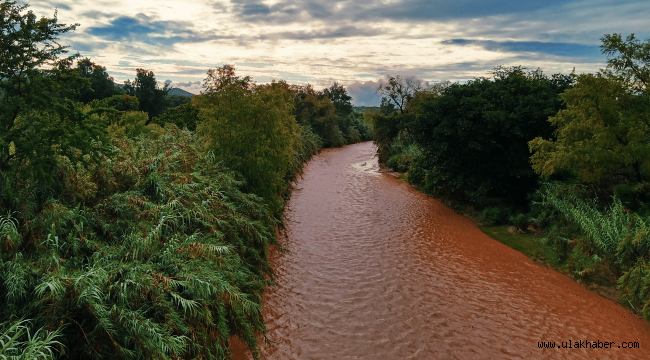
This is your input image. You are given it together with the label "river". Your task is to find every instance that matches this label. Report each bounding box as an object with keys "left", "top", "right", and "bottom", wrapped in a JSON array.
[{"left": 235, "top": 141, "right": 650, "bottom": 359}]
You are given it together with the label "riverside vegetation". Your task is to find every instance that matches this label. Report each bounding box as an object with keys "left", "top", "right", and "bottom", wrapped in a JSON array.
[
  {"left": 0, "top": 2, "right": 372, "bottom": 358},
  {"left": 372, "top": 34, "right": 650, "bottom": 319}
]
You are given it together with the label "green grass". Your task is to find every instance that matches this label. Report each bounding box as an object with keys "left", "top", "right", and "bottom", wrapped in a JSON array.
[
  {"left": 479, "top": 225, "right": 617, "bottom": 289},
  {"left": 479, "top": 225, "right": 551, "bottom": 262}
]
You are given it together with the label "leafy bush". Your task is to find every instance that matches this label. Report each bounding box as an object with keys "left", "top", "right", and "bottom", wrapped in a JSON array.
[
  {"left": 107, "top": 111, "right": 164, "bottom": 139},
  {"left": 152, "top": 102, "right": 200, "bottom": 131},
  {"left": 539, "top": 183, "right": 650, "bottom": 316},
  {"left": 407, "top": 155, "right": 426, "bottom": 185},
  {"left": 0, "top": 129, "right": 278, "bottom": 359},
  {"left": 482, "top": 207, "right": 503, "bottom": 225},
  {"left": 509, "top": 213, "right": 530, "bottom": 231}
]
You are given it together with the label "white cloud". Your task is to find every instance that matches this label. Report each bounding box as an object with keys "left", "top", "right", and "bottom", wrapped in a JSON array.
[{"left": 25, "top": 0, "right": 650, "bottom": 103}]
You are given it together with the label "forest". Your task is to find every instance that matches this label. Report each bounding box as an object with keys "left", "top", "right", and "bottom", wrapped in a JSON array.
[
  {"left": 0, "top": 2, "right": 371, "bottom": 358},
  {"left": 372, "top": 34, "right": 650, "bottom": 321}
]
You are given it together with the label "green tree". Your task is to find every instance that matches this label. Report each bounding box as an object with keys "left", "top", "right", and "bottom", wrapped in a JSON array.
[
  {"left": 0, "top": 1, "right": 107, "bottom": 207},
  {"left": 322, "top": 82, "right": 353, "bottom": 119},
  {"left": 412, "top": 67, "right": 573, "bottom": 198},
  {"left": 75, "top": 57, "right": 120, "bottom": 103},
  {"left": 152, "top": 101, "right": 200, "bottom": 130},
  {"left": 290, "top": 84, "right": 345, "bottom": 147},
  {"left": 124, "top": 68, "right": 169, "bottom": 121},
  {"left": 196, "top": 65, "right": 297, "bottom": 211},
  {"left": 529, "top": 73, "right": 650, "bottom": 184},
  {"left": 601, "top": 33, "right": 650, "bottom": 93}
]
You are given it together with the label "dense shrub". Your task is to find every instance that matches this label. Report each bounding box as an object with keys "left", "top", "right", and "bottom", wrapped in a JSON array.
[
  {"left": 412, "top": 67, "right": 573, "bottom": 199},
  {"left": 539, "top": 184, "right": 650, "bottom": 317},
  {"left": 0, "top": 129, "right": 278, "bottom": 359}
]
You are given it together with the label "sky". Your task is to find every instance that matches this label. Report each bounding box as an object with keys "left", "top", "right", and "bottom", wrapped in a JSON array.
[{"left": 30, "top": 0, "right": 650, "bottom": 105}]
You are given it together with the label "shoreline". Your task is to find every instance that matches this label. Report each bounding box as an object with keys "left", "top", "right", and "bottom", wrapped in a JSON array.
[{"left": 388, "top": 170, "right": 630, "bottom": 312}]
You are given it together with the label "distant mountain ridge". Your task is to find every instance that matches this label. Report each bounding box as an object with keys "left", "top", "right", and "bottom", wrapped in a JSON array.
[
  {"left": 112, "top": 83, "right": 194, "bottom": 97},
  {"left": 168, "top": 88, "right": 194, "bottom": 97}
]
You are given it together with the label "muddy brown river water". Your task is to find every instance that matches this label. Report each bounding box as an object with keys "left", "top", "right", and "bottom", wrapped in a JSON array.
[{"left": 235, "top": 141, "right": 650, "bottom": 359}]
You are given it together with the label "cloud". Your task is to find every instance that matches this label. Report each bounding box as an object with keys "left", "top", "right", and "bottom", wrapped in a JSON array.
[
  {"left": 263, "top": 26, "right": 384, "bottom": 41},
  {"left": 231, "top": 0, "right": 577, "bottom": 24},
  {"left": 346, "top": 81, "right": 382, "bottom": 107},
  {"left": 38, "top": 1, "right": 72, "bottom": 11},
  {"left": 359, "top": 0, "right": 576, "bottom": 21},
  {"left": 86, "top": 14, "right": 219, "bottom": 46},
  {"left": 69, "top": 41, "right": 109, "bottom": 53},
  {"left": 443, "top": 39, "right": 604, "bottom": 59}
]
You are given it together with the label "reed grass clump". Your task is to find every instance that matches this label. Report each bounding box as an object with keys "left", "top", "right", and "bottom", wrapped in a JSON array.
[{"left": 540, "top": 183, "right": 650, "bottom": 319}]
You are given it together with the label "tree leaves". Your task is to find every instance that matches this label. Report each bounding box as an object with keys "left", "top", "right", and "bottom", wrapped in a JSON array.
[{"left": 530, "top": 74, "right": 650, "bottom": 184}]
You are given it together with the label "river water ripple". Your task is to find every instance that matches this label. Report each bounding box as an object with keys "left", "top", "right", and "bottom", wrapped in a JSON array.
[{"left": 237, "top": 141, "right": 650, "bottom": 359}]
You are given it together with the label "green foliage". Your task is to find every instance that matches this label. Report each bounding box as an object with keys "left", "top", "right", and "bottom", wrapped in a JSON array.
[
  {"left": 107, "top": 111, "right": 164, "bottom": 139},
  {"left": 75, "top": 58, "right": 120, "bottom": 103},
  {"left": 412, "top": 66, "right": 573, "bottom": 199},
  {"left": 509, "top": 213, "right": 530, "bottom": 231},
  {"left": 165, "top": 94, "right": 192, "bottom": 108},
  {"left": 538, "top": 183, "right": 650, "bottom": 310},
  {"left": 530, "top": 73, "right": 650, "bottom": 184},
  {"left": 601, "top": 33, "right": 650, "bottom": 93},
  {"left": 290, "top": 84, "right": 371, "bottom": 148},
  {"left": 322, "top": 82, "right": 353, "bottom": 120},
  {"left": 0, "top": 2, "right": 109, "bottom": 198},
  {"left": 103, "top": 94, "right": 140, "bottom": 112},
  {"left": 290, "top": 85, "right": 344, "bottom": 147},
  {"left": 152, "top": 102, "right": 200, "bottom": 131},
  {"left": 124, "top": 69, "right": 169, "bottom": 120},
  {"left": 407, "top": 155, "right": 426, "bottom": 185},
  {"left": 343, "top": 111, "right": 373, "bottom": 144},
  {"left": 196, "top": 66, "right": 297, "bottom": 212},
  {"left": 619, "top": 261, "right": 650, "bottom": 320},
  {"left": 372, "top": 112, "right": 408, "bottom": 164},
  {"left": 481, "top": 207, "right": 512, "bottom": 226},
  {"left": 0, "top": 130, "right": 278, "bottom": 359},
  {"left": 290, "top": 125, "right": 322, "bottom": 181},
  {"left": 0, "top": 319, "right": 63, "bottom": 359}
]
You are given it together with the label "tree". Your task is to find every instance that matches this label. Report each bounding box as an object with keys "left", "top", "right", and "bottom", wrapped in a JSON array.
[
  {"left": 290, "top": 84, "right": 345, "bottom": 147},
  {"left": 530, "top": 73, "right": 650, "bottom": 184},
  {"left": 0, "top": 1, "right": 107, "bottom": 206},
  {"left": 322, "top": 82, "right": 353, "bottom": 119},
  {"left": 196, "top": 65, "right": 297, "bottom": 211},
  {"left": 412, "top": 66, "right": 573, "bottom": 198},
  {"left": 0, "top": 1, "right": 78, "bottom": 126},
  {"left": 75, "top": 57, "right": 119, "bottom": 103},
  {"left": 152, "top": 101, "right": 200, "bottom": 130},
  {"left": 601, "top": 33, "right": 650, "bottom": 93},
  {"left": 124, "top": 68, "right": 169, "bottom": 121},
  {"left": 377, "top": 75, "right": 423, "bottom": 114}
]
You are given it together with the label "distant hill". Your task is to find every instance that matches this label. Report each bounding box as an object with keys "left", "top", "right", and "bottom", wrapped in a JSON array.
[
  {"left": 112, "top": 84, "right": 194, "bottom": 97},
  {"left": 168, "top": 88, "right": 193, "bottom": 97}
]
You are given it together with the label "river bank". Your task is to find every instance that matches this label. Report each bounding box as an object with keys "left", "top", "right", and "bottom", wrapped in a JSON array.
[{"left": 391, "top": 170, "right": 626, "bottom": 307}]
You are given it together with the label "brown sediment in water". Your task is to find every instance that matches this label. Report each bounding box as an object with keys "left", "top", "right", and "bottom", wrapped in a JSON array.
[{"left": 233, "top": 141, "right": 650, "bottom": 359}]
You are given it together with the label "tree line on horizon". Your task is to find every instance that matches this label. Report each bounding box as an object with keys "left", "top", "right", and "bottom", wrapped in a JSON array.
[{"left": 0, "top": 1, "right": 372, "bottom": 358}]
